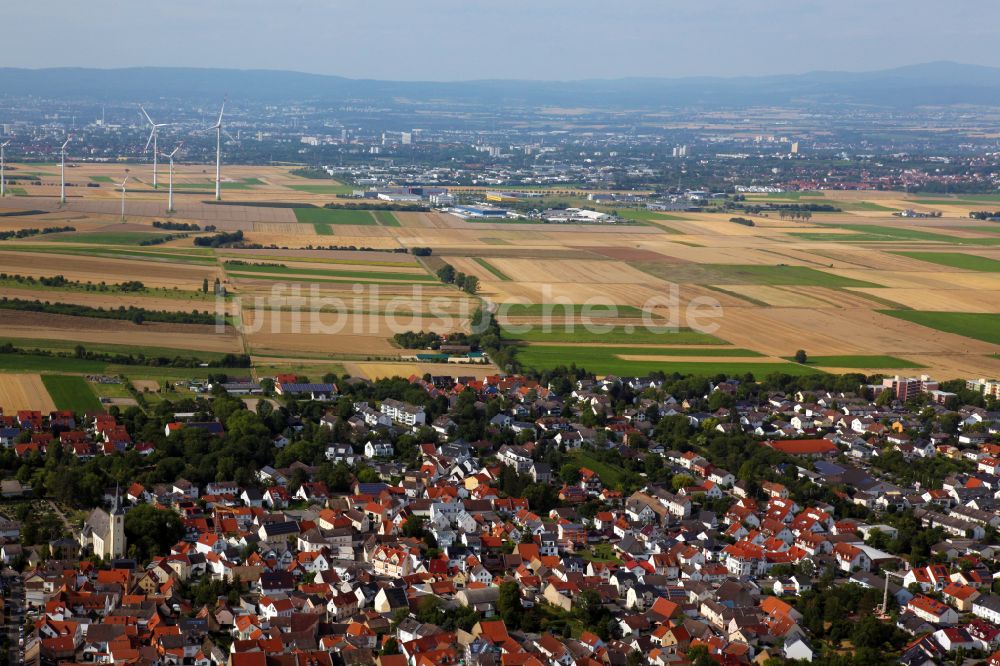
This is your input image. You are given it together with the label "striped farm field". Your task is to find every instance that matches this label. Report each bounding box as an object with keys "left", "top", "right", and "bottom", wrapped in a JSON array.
[
  {"left": 787, "top": 355, "right": 925, "bottom": 369},
  {"left": 893, "top": 251, "right": 1000, "bottom": 272},
  {"left": 880, "top": 311, "right": 1000, "bottom": 345},
  {"left": 516, "top": 344, "right": 813, "bottom": 377},
  {"left": 41, "top": 374, "right": 103, "bottom": 413},
  {"left": 0, "top": 373, "right": 56, "bottom": 411},
  {"left": 504, "top": 325, "right": 726, "bottom": 345},
  {"left": 293, "top": 208, "right": 377, "bottom": 225}
]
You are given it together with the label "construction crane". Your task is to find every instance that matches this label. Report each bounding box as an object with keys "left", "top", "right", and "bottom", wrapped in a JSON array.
[{"left": 878, "top": 569, "right": 909, "bottom": 618}]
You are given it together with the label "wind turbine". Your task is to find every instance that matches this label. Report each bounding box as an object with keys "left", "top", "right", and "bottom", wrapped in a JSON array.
[
  {"left": 210, "top": 100, "right": 226, "bottom": 201},
  {"left": 140, "top": 106, "right": 170, "bottom": 189},
  {"left": 59, "top": 137, "right": 72, "bottom": 204},
  {"left": 0, "top": 141, "right": 10, "bottom": 197},
  {"left": 161, "top": 143, "right": 182, "bottom": 213},
  {"left": 119, "top": 170, "right": 130, "bottom": 222}
]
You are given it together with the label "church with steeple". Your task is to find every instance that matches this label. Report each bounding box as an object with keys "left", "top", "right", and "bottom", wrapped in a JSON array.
[{"left": 79, "top": 487, "right": 126, "bottom": 559}]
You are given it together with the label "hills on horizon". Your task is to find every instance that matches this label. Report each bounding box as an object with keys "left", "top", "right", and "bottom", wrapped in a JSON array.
[{"left": 1, "top": 61, "right": 999, "bottom": 108}]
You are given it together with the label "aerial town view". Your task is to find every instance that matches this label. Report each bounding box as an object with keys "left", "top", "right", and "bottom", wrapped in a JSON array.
[{"left": 1, "top": 3, "right": 1000, "bottom": 666}]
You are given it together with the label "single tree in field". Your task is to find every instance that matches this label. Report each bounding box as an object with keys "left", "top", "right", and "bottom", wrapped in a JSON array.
[
  {"left": 794, "top": 349, "right": 808, "bottom": 364},
  {"left": 202, "top": 278, "right": 209, "bottom": 293}
]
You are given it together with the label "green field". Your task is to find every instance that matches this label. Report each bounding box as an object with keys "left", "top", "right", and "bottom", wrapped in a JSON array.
[
  {"left": 3, "top": 188, "right": 28, "bottom": 196},
  {"left": 293, "top": 208, "right": 377, "bottom": 225},
  {"left": 314, "top": 223, "right": 334, "bottom": 236},
  {"left": 497, "top": 303, "right": 648, "bottom": 318},
  {"left": 634, "top": 262, "right": 880, "bottom": 288},
  {"left": 567, "top": 450, "right": 627, "bottom": 488},
  {"left": 504, "top": 325, "right": 726, "bottom": 345},
  {"left": 787, "top": 355, "right": 925, "bottom": 369},
  {"left": 0, "top": 337, "right": 232, "bottom": 362},
  {"left": 42, "top": 231, "right": 174, "bottom": 246},
  {"left": 837, "top": 201, "right": 899, "bottom": 212},
  {"left": 89, "top": 176, "right": 114, "bottom": 183},
  {"left": 793, "top": 224, "right": 1000, "bottom": 245},
  {"left": 474, "top": 258, "right": 512, "bottom": 281},
  {"left": 224, "top": 261, "right": 435, "bottom": 282},
  {"left": 0, "top": 244, "right": 218, "bottom": 265},
  {"left": 41, "top": 375, "right": 103, "bottom": 413},
  {"left": 894, "top": 251, "right": 1000, "bottom": 272},
  {"left": 0, "top": 353, "right": 108, "bottom": 373},
  {"left": 880, "top": 311, "right": 1000, "bottom": 345},
  {"left": 286, "top": 183, "right": 355, "bottom": 195},
  {"left": 173, "top": 180, "right": 255, "bottom": 190},
  {"left": 515, "top": 344, "right": 813, "bottom": 376},
  {"left": 372, "top": 211, "right": 400, "bottom": 227}
]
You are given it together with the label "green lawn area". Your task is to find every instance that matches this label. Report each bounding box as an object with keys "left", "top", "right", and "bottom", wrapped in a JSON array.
[
  {"left": 286, "top": 183, "right": 355, "bottom": 195},
  {"left": 41, "top": 375, "right": 103, "bottom": 413},
  {"left": 4, "top": 187, "right": 27, "bottom": 196},
  {"left": 293, "top": 208, "right": 377, "bottom": 225},
  {"left": 567, "top": 450, "right": 627, "bottom": 489},
  {"left": 786, "top": 355, "right": 925, "bottom": 369},
  {"left": 474, "top": 258, "right": 512, "bottom": 281},
  {"left": 580, "top": 543, "right": 622, "bottom": 564},
  {"left": 314, "top": 223, "right": 334, "bottom": 236},
  {"left": 0, "top": 353, "right": 108, "bottom": 373},
  {"left": 504, "top": 325, "right": 726, "bottom": 345},
  {"left": 634, "top": 262, "right": 880, "bottom": 288},
  {"left": 893, "top": 251, "right": 1000, "bottom": 272},
  {"left": 879, "top": 311, "right": 1000, "bottom": 345},
  {"left": 89, "top": 176, "right": 114, "bottom": 183},
  {"left": 224, "top": 261, "right": 435, "bottom": 282},
  {"left": 372, "top": 211, "right": 400, "bottom": 227},
  {"left": 41, "top": 231, "right": 174, "bottom": 246},
  {"left": 515, "top": 344, "right": 815, "bottom": 377}
]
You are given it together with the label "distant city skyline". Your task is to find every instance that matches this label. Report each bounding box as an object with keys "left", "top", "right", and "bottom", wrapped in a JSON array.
[{"left": 6, "top": 0, "right": 1000, "bottom": 81}]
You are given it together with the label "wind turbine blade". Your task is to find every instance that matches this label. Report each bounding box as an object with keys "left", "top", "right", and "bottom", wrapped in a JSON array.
[
  {"left": 144, "top": 128, "right": 155, "bottom": 152},
  {"left": 217, "top": 101, "right": 226, "bottom": 127},
  {"left": 140, "top": 106, "right": 154, "bottom": 125},
  {"left": 61, "top": 139, "right": 71, "bottom": 150}
]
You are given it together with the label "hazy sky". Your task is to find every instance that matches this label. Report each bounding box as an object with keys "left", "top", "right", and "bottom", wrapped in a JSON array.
[{"left": 7, "top": 0, "right": 1000, "bottom": 80}]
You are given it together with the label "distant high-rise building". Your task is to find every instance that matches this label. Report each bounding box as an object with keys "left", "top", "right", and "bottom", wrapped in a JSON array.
[
  {"left": 791, "top": 141, "right": 800, "bottom": 154},
  {"left": 401, "top": 132, "right": 412, "bottom": 145}
]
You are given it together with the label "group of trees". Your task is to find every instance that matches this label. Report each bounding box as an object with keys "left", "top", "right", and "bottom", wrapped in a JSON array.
[
  {"left": 194, "top": 230, "right": 244, "bottom": 247},
  {"left": 777, "top": 209, "right": 814, "bottom": 220},
  {"left": 138, "top": 232, "right": 189, "bottom": 246},
  {"left": 0, "top": 274, "right": 148, "bottom": 294},
  {"left": 728, "top": 216, "right": 755, "bottom": 226},
  {"left": 153, "top": 220, "right": 201, "bottom": 231},
  {"left": 435, "top": 263, "right": 479, "bottom": 294},
  {"left": 0, "top": 297, "right": 219, "bottom": 326},
  {"left": 0, "top": 225, "right": 74, "bottom": 241}
]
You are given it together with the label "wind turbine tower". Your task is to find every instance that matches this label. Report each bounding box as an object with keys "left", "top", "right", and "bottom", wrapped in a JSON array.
[
  {"left": 162, "top": 143, "right": 182, "bottom": 213},
  {"left": 141, "top": 106, "right": 170, "bottom": 189},
  {"left": 59, "top": 137, "right": 71, "bottom": 204},
  {"left": 0, "top": 141, "right": 10, "bottom": 197},
  {"left": 211, "top": 101, "right": 226, "bottom": 201},
  {"left": 119, "top": 170, "right": 130, "bottom": 222}
]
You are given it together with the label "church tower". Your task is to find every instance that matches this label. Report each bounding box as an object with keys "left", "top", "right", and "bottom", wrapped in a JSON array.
[{"left": 108, "top": 485, "right": 126, "bottom": 559}]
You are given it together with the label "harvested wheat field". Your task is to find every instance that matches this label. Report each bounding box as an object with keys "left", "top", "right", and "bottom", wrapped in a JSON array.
[
  {"left": 0, "top": 374, "right": 57, "bottom": 412},
  {"left": 0, "top": 250, "right": 220, "bottom": 290},
  {"left": 0, "top": 311, "right": 242, "bottom": 354},
  {"left": 849, "top": 288, "right": 1000, "bottom": 312},
  {"left": 345, "top": 361, "right": 498, "bottom": 381}
]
